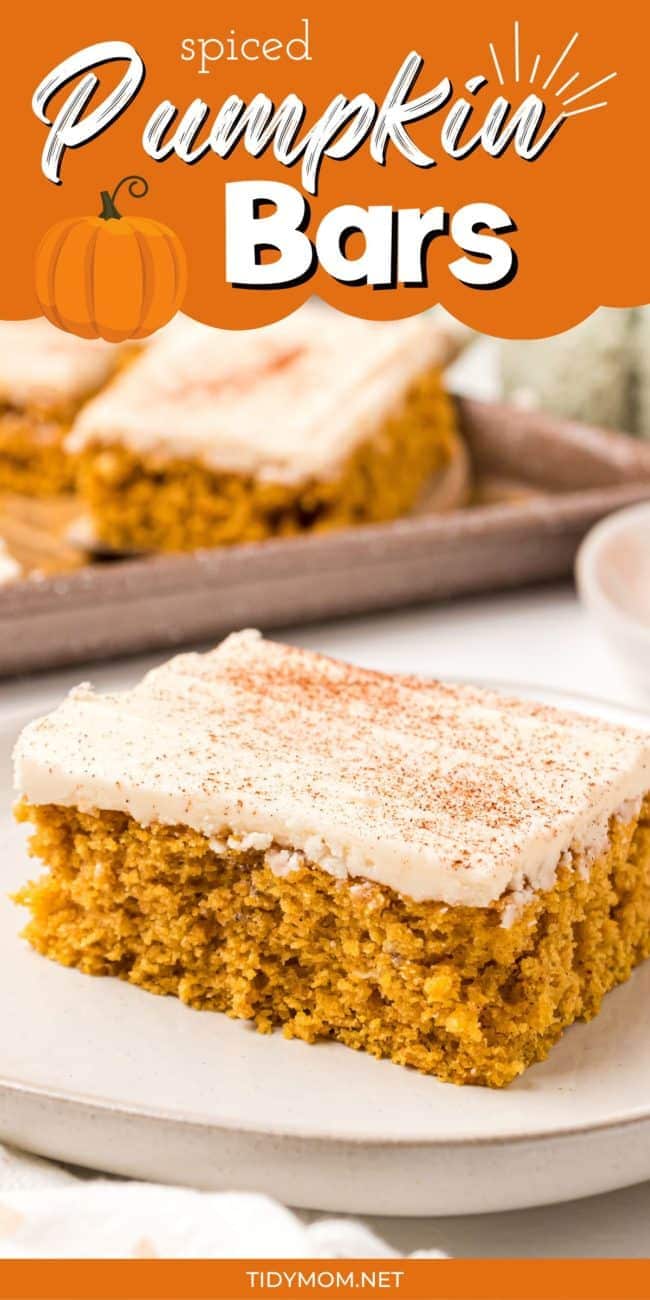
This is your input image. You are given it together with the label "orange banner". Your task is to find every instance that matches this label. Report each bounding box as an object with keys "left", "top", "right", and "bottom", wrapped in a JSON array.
[
  {"left": 1, "top": 1, "right": 648, "bottom": 338},
  {"left": 1, "top": 1258, "right": 650, "bottom": 1299}
]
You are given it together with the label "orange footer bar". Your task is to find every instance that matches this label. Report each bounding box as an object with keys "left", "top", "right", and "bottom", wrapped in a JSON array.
[{"left": 1, "top": 1259, "right": 649, "bottom": 1300}]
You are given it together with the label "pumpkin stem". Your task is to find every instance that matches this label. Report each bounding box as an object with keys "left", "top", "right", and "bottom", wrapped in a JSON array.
[{"left": 98, "top": 175, "right": 149, "bottom": 221}]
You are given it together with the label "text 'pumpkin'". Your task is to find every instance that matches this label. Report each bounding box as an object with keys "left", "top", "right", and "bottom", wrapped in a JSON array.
[{"left": 35, "top": 176, "right": 187, "bottom": 342}]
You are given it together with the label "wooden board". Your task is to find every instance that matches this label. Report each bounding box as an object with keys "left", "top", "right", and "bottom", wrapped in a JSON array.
[{"left": 0, "top": 495, "right": 84, "bottom": 576}]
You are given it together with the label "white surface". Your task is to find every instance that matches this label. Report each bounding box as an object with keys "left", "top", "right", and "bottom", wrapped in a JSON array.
[{"left": 3, "top": 593, "right": 650, "bottom": 1243}]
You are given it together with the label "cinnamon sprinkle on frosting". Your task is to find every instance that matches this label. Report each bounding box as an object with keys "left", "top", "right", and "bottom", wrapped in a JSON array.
[
  {"left": 13, "top": 630, "right": 650, "bottom": 907},
  {"left": 67, "top": 308, "right": 453, "bottom": 483}
]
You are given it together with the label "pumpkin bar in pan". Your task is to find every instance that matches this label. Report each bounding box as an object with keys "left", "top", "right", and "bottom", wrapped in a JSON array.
[
  {"left": 67, "top": 307, "right": 463, "bottom": 553},
  {"left": 0, "top": 320, "right": 127, "bottom": 496},
  {"left": 13, "top": 630, "right": 650, "bottom": 1087}
]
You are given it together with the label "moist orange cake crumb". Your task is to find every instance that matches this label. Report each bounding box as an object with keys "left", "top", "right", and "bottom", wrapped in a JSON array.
[
  {"left": 12, "top": 631, "right": 650, "bottom": 1087},
  {"left": 0, "top": 407, "right": 80, "bottom": 496},
  {"left": 14, "top": 797, "right": 650, "bottom": 1088},
  {"left": 75, "top": 372, "right": 458, "bottom": 551}
]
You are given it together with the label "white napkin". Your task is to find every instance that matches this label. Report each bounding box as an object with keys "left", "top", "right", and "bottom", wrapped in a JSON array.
[{"left": 0, "top": 1143, "right": 444, "bottom": 1259}]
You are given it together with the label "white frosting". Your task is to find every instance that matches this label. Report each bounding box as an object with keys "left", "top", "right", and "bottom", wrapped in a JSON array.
[
  {"left": 0, "top": 320, "right": 121, "bottom": 411},
  {"left": 0, "top": 539, "right": 21, "bottom": 585},
  {"left": 14, "top": 631, "right": 650, "bottom": 908},
  {"left": 265, "top": 848, "right": 305, "bottom": 878},
  {"left": 68, "top": 308, "right": 453, "bottom": 483}
]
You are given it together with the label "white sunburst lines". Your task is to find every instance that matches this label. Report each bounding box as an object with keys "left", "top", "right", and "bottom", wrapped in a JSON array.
[
  {"left": 555, "top": 71, "right": 580, "bottom": 97},
  {"left": 561, "top": 70, "right": 618, "bottom": 116},
  {"left": 485, "top": 25, "right": 617, "bottom": 121},
  {"left": 488, "top": 42, "right": 505, "bottom": 86},
  {"left": 541, "top": 30, "right": 579, "bottom": 90}
]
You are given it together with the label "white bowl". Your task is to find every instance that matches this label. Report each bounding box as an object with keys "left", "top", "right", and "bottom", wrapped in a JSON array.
[{"left": 576, "top": 502, "right": 650, "bottom": 690}]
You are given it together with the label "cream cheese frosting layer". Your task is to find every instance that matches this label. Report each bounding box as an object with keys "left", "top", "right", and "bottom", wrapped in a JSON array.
[
  {"left": 68, "top": 307, "right": 453, "bottom": 484},
  {"left": 0, "top": 539, "right": 21, "bottom": 585},
  {"left": 0, "top": 320, "right": 121, "bottom": 412},
  {"left": 14, "top": 630, "right": 650, "bottom": 908}
]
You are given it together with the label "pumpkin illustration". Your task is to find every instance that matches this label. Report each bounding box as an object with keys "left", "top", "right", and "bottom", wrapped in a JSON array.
[{"left": 35, "top": 176, "right": 187, "bottom": 342}]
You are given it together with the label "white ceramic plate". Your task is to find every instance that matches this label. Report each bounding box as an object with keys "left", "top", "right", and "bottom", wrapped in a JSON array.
[{"left": 2, "top": 684, "right": 650, "bottom": 1217}]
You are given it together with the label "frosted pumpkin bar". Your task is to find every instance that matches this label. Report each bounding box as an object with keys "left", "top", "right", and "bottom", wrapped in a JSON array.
[
  {"left": 0, "top": 320, "right": 125, "bottom": 495},
  {"left": 67, "top": 307, "right": 461, "bottom": 552},
  {"left": 13, "top": 630, "right": 650, "bottom": 1087}
]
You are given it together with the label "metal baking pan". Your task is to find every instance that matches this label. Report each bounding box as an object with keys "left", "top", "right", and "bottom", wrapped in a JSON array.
[{"left": 2, "top": 397, "right": 650, "bottom": 677}]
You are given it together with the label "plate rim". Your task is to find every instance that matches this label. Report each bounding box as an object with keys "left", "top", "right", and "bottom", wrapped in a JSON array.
[{"left": 4, "top": 1058, "right": 650, "bottom": 1149}]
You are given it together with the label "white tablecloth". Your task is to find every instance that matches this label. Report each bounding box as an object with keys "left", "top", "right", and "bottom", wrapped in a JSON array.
[{"left": 0, "top": 1142, "right": 416, "bottom": 1259}]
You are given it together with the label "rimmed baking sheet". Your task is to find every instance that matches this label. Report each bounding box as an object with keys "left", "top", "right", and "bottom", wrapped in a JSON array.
[{"left": 2, "top": 397, "right": 650, "bottom": 676}]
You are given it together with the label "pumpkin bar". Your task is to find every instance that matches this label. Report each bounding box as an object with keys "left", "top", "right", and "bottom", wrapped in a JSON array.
[
  {"left": 13, "top": 630, "right": 650, "bottom": 1088},
  {"left": 0, "top": 320, "right": 126, "bottom": 495},
  {"left": 67, "top": 308, "right": 462, "bottom": 552}
]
